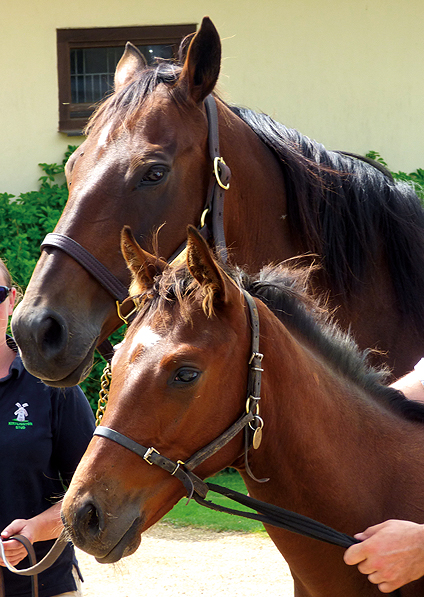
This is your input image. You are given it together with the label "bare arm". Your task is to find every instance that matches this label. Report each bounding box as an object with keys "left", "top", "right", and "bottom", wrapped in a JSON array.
[
  {"left": 0, "top": 501, "right": 63, "bottom": 567},
  {"left": 344, "top": 520, "right": 424, "bottom": 593},
  {"left": 391, "top": 369, "right": 424, "bottom": 403},
  {"left": 344, "top": 361, "right": 424, "bottom": 591}
]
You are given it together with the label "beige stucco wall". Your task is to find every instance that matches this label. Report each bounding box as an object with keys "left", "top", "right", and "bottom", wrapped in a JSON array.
[{"left": 1, "top": 0, "right": 423, "bottom": 195}]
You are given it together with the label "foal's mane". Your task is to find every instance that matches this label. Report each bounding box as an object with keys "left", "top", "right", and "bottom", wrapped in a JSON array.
[
  {"left": 89, "top": 57, "right": 424, "bottom": 333},
  {"left": 137, "top": 261, "right": 424, "bottom": 425}
]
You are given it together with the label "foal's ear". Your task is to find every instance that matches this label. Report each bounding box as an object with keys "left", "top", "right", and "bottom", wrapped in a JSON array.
[
  {"left": 178, "top": 16, "right": 221, "bottom": 104},
  {"left": 120, "top": 226, "right": 166, "bottom": 292},
  {"left": 114, "top": 43, "right": 147, "bottom": 93},
  {"left": 186, "top": 226, "right": 229, "bottom": 311}
]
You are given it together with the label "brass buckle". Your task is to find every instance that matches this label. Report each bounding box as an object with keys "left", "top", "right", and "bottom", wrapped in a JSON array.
[
  {"left": 116, "top": 299, "right": 138, "bottom": 325},
  {"left": 171, "top": 460, "right": 186, "bottom": 476},
  {"left": 213, "top": 157, "right": 230, "bottom": 190},
  {"left": 200, "top": 208, "right": 210, "bottom": 228},
  {"left": 246, "top": 395, "right": 261, "bottom": 415},
  {"left": 143, "top": 447, "right": 160, "bottom": 465}
]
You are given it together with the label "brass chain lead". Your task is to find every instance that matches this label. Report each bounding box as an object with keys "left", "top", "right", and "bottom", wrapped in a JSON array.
[{"left": 95, "top": 362, "right": 112, "bottom": 426}]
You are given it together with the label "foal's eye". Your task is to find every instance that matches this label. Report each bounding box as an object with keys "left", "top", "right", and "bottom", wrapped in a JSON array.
[
  {"left": 172, "top": 367, "right": 201, "bottom": 385},
  {"left": 136, "top": 165, "right": 169, "bottom": 188}
]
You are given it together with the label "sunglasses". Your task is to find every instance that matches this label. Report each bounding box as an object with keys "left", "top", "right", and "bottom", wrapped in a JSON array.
[{"left": 0, "top": 286, "right": 11, "bottom": 305}]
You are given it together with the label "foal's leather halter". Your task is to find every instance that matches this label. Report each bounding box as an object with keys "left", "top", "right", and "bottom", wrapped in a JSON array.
[
  {"left": 93, "top": 289, "right": 266, "bottom": 499},
  {"left": 40, "top": 95, "right": 231, "bottom": 326}
]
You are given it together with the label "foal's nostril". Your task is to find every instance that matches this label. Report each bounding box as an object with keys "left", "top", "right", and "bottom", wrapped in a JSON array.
[{"left": 75, "top": 501, "right": 104, "bottom": 539}]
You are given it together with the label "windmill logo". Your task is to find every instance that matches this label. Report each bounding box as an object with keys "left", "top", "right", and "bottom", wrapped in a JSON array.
[
  {"left": 14, "top": 403, "right": 28, "bottom": 422},
  {"left": 8, "top": 402, "right": 33, "bottom": 429}
]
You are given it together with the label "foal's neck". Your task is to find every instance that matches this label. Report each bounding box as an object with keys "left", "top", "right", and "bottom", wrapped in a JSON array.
[{"left": 242, "top": 303, "right": 423, "bottom": 513}]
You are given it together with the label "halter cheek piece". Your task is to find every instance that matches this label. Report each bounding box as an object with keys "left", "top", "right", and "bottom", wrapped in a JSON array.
[{"left": 94, "top": 289, "right": 267, "bottom": 501}]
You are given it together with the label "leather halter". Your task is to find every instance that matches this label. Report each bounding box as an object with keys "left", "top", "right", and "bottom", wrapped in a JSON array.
[
  {"left": 40, "top": 95, "right": 231, "bottom": 319},
  {"left": 93, "top": 289, "right": 266, "bottom": 499}
]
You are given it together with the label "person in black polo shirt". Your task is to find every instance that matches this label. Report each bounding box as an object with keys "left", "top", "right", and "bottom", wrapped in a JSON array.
[{"left": 0, "top": 258, "right": 95, "bottom": 596}]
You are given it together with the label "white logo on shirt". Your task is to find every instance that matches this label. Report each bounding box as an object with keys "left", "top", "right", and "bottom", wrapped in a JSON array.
[{"left": 14, "top": 403, "right": 29, "bottom": 422}]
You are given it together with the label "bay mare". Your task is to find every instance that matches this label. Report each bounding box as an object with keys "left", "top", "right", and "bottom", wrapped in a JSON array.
[
  {"left": 12, "top": 17, "right": 424, "bottom": 386},
  {"left": 62, "top": 226, "right": 424, "bottom": 597}
]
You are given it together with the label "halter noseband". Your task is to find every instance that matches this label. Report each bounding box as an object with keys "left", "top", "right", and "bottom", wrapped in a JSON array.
[{"left": 93, "top": 289, "right": 266, "bottom": 500}]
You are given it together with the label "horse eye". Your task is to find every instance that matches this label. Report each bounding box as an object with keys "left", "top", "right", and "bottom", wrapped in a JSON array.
[
  {"left": 172, "top": 368, "right": 201, "bottom": 384},
  {"left": 137, "top": 165, "right": 168, "bottom": 188}
]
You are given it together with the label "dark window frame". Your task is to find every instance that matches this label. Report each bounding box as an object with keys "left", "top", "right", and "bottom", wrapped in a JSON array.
[{"left": 57, "top": 24, "right": 196, "bottom": 134}]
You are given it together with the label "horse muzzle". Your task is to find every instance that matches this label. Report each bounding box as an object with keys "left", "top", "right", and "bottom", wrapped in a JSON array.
[
  {"left": 12, "top": 301, "right": 100, "bottom": 386},
  {"left": 61, "top": 493, "right": 143, "bottom": 562}
]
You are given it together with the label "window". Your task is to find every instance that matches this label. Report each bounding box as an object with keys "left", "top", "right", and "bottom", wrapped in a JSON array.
[{"left": 57, "top": 24, "right": 196, "bottom": 134}]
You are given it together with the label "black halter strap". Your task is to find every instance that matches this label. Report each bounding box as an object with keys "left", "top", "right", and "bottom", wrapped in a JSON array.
[
  {"left": 167, "top": 95, "right": 231, "bottom": 262},
  {"left": 41, "top": 233, "right": 128, "bottom": 303}
]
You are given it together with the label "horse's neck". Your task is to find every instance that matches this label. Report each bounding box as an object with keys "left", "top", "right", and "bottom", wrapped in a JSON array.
[
  {"left": 242, "top": 305, "right": 424, "bottom": 522},
  {"left": 237, "top": 306, "right": 424, "bottom": 596},
  {"left": 217, "top": 103, "right": 299, "bottom": 269}
]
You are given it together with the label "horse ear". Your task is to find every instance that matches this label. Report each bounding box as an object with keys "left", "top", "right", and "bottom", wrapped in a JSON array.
[
  {"left": 186, "top": 225, "right": 229, "bottom": 311},
  {"left": 114, "top": 43, "right": 147, "bottom": 93},
  {"left": 178, "top": 32, "right": 195, "bottom": 64},
  {"left": 120, "top": 226, "right": 166, "bottom": 293},
  {"left": 178, "top": 16, "right": 221, "bottom": 104}
]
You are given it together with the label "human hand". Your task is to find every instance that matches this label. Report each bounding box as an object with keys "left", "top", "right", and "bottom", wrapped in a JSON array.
[
  {"left": 0, "top": 519, "right": 36, "bottom": 567},
  {"left": 344, "top": 519, "right": 424, "bottom": 593}
]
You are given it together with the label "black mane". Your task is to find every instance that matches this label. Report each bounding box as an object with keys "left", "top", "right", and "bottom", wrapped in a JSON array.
[
  {"left": 90, "top": 58, "right": 424, "bottom": 332},
  {"left": 230, "top": 106, "right": 424, "bottom": 331},
  {"left": 245, "top": 265, "right": 424, "bottom": 425}
]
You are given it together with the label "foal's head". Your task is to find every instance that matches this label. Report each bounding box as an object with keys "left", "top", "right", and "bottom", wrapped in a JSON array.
[
  {"left": 106, "top": 227, "right": 250, "bottom": 503},
  {"left": 109, "top": 226, "right": 251, "bottom": 470}
]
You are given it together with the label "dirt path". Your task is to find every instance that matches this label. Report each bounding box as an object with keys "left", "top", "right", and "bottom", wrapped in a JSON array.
[{"left": 76, "top": 522, "right": 294, "bottom": 596}]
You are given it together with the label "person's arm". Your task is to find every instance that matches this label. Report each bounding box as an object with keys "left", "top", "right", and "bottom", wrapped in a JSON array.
[
  {"left": 0, "top": 501, "right": 63, "bottom": 567},
  {"left": 344, "top": 361, "right": 424, "bottom": 592},
  {"left": 344, "top": 520, "right": 424, "bottom": 593},
  {"left": 391, "top": 369, "right": 424, "bottom": 403}
]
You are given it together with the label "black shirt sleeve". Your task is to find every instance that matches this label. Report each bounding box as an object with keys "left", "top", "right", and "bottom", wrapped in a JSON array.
[{"left": 50, "top": 386, "right": 95, "bottom": 487}]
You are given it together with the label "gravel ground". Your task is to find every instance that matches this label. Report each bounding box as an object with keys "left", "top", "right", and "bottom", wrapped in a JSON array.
[{"left": 76, "top": 522, "right": 294, "bottom": 596}]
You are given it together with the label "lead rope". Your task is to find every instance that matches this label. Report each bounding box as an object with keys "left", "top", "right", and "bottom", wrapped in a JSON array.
[
  {"left": 0, "top": 531, "right": 68, "bottom": 597},
  {"left": 0, "top": 535, "right": 37, "bottom": 597},
  {"left": 194, "top": 485, "right": 404, "bottom": 595}
]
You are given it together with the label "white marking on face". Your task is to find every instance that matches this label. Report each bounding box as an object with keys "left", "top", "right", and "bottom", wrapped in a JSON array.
[
  {"left": 130, "top": 326, "right": 162, "bottom": 355},
  {"left": 97, "top": 123, "right": 113, "bottom": 148}
]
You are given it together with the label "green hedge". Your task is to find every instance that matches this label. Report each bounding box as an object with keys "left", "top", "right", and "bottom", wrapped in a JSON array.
[
  {"left": 0, "top": 150, "right": 73, "bottom": 290},
  {"left": 1, "top": 148, "right": 423, "bottom": 412},
  {"left": 0, "top": 147, "right": 125, "bottom": 412},
  {"left": 365, "top": 151, "right": 424, "bottom": 201}
]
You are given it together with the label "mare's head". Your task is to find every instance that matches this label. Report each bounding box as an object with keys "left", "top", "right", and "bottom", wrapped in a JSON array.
[
  {"left": 12, "top": 17, "right": 224, "bottom": 385},
  {"left": 61, "top": 225, "right": 253, "bottom": 561}
]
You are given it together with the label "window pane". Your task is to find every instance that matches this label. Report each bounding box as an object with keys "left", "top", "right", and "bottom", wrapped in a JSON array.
[
  {"left": 137, "top": 44, "right": 173, "bottom": 63},
  {"left": 70, "top": 44, "right": 173, "bottom": 104}
]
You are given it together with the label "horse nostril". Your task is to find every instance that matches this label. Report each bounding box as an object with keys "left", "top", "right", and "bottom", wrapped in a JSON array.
[
  {"left": 74, "top": 501, "right": 104, "bottom": 540},
  {"left": 40, "top": 316, "right": 64, "bottom": 350},
  {"left": 35, "top": 311, "right": 69, "bottom": 359}
]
